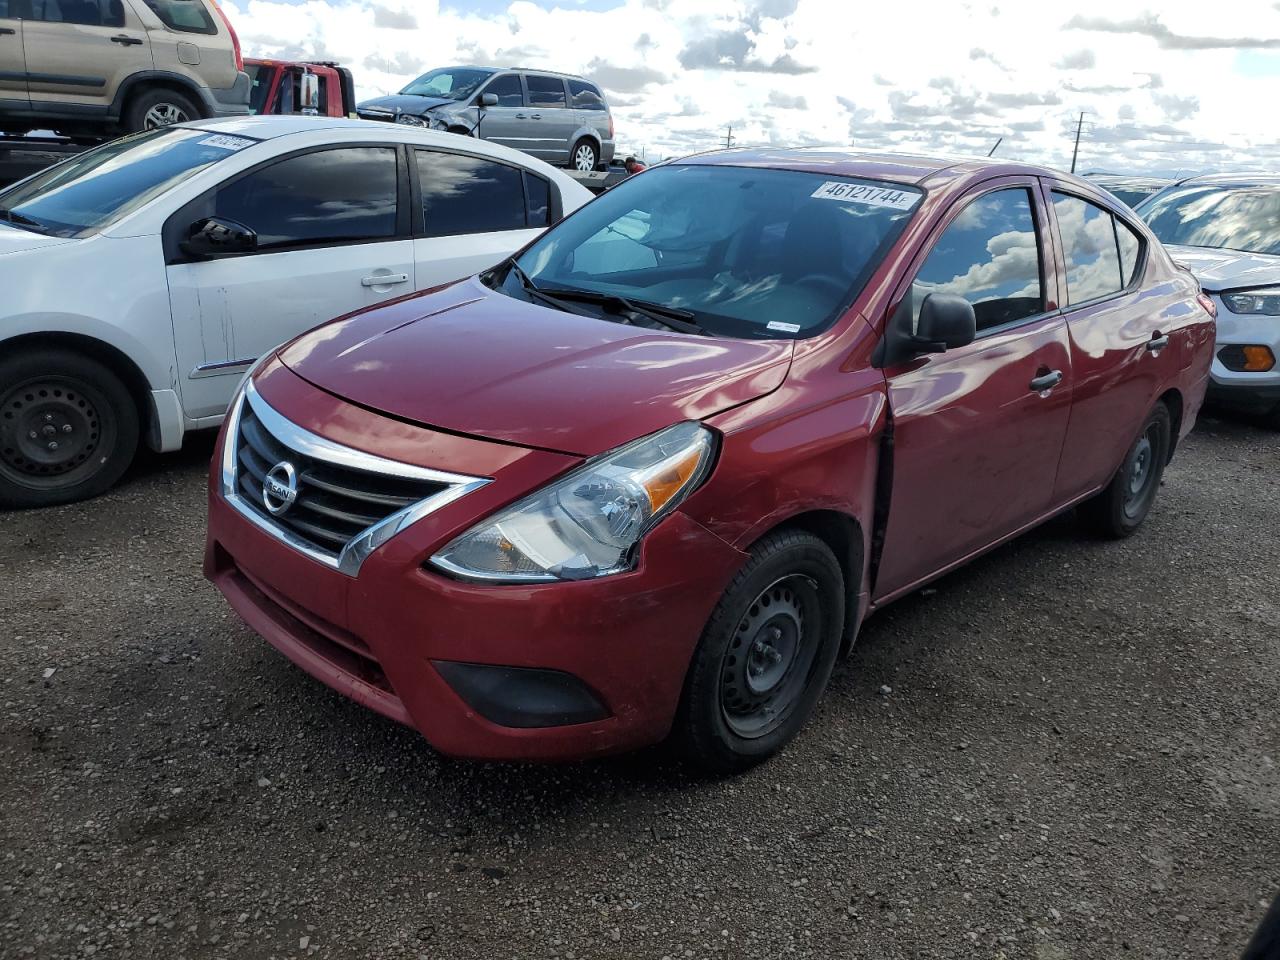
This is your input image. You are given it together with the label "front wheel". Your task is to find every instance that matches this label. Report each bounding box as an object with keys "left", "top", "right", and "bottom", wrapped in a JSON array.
[
  {"left": 672, "top": 529, "right": 846, "bottom": 774},
  {"left": 0, "top": 350, "right": 139, "bottom": 509},
  {"left": 571, "top": 138, "right": 598, "bottom": 172},
  {"left": 1078, "top": 402, "right": 1172, "bottom": 538}
]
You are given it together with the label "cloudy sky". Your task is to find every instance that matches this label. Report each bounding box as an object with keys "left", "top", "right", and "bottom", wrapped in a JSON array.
[{"left": 224, "top": 0, "right": 1280, "bottom": 175}]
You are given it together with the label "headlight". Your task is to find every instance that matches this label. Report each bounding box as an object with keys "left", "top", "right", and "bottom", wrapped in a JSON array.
[
  {"left": 431, "top": 422, "right": 715, "bottom": 583},
  {"left": 395, "top": 113, "right": 429, "bottom": 127},
  {"left": 1222, "top": 289, "right": 1280, "bottom": 316}
]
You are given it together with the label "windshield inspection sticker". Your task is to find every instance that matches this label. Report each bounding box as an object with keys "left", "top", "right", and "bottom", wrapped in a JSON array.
[
  {"left": 198, "top": 134, "right": 254, "bottom": 151},
  {"left": 767, "top": 321, "right": 802, "bottom": 334},
  {"left": 811, "top": 181, "right": 919, "bottom": 210}
]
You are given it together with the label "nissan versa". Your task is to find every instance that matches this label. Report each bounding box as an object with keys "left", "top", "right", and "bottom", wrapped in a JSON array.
[{"left": 206, "top": 150, "right": 1216, "bottom": 772}]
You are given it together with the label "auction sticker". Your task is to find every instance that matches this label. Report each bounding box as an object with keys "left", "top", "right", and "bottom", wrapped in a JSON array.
[
  {"left": 199, "top": 134, "right": 254, "bottom": 151},
  {"left": 811, "top": 181, "right": 918, "bottom": 210}
]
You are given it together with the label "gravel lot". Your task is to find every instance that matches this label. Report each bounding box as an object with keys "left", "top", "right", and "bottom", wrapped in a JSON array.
[{"left": 1, "top": 411, "right": 1277, "bottom": 960}]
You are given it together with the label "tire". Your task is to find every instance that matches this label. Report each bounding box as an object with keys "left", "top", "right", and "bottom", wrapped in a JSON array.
[
  {"left": 0, "top": 349, "right": 139, "bottom": 509},
  {"left": 571, "top": 138, "right": 598, "bottom": 173},
  {"left": 672, "top": 529, "right": 846, "bottom": 774},
  {"left": 1078, "top": 402, "right": 1172, "bottom": 538},
  {"left": 124, "top": 87, "right": 201, "bottom": 133}
]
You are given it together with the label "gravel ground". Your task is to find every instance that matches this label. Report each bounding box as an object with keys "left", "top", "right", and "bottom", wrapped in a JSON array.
[{"left": 1, "top": 411, "right": 1277, "bottom": 960}]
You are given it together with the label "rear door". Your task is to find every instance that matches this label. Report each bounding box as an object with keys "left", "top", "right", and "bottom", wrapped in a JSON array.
[
  {"left": 472, "top": 72, "right": 524, "bottom": 150},
  {"left": 411, "top": 146, "right": 547, "bottom": 284},
  {"left": 167, "top": 143, "right": 415, "bottom": 420},
  {"left": 21, "top": 0, "right": 150, "bottom": 113},
  {"left": 0, "top": 4, "right": 27, "bottom": 111},
  {"left": 1044, "top": 184, "right": 1183, "bottom": 501},
  {"left": 875, "top": 180, "right": 1074, "bottom": 600},
  {"left": 521, "top": 73, "right": 574, "bottom": 164}
]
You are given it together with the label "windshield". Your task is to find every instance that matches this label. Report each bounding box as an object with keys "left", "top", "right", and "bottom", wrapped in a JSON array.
[
  {"left": 0, "top": 127, "right": 257, "bottom": 238},
  {"left": 505, "top": 164, "right": 922, "bottom": 340},
  {"left": 400, "top": 68, "right": 492, "bottom": 101},
  {"left": 1139, "top": 184, "right": 1280, "bottom": 256}
]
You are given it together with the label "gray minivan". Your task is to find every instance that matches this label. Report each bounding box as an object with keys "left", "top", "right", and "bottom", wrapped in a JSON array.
[{"left": 356, "top": 66, "right": 615, "bottom": 172}]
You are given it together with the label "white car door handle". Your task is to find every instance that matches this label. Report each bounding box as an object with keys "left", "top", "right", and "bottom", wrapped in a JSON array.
[{"left": 362, "top": 273, "right": 409, "bottom": 287}]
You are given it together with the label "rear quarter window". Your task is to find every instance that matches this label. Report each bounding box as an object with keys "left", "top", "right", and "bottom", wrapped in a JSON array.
[
  {"left": 568, "top": 80, "right": 607, "bottom": 111},
  {"left": 140, "top": 0, "right": 217, "bottom": 34}
]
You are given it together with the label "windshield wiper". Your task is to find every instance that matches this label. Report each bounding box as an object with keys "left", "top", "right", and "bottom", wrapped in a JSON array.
[
  {"left": 0, "top": 207, "right": 47, "bottom": 232},
  {"left": 536, "top": 286, "right": 706, "bottom": 335},
  {"left": 504, "top": 259, "right": 600, "bottom": 318}
]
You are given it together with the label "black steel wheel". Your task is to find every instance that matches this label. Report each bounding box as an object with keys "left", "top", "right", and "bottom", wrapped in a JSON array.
[
  {"left": 1079, "top": 401, "right": 1172, "bottom": 538},
  {"left": 0, "top": 350, "right": 138, "bottom": 509},
  {"left": 673, "top": 528, "right": 846, "bottom": 774}
]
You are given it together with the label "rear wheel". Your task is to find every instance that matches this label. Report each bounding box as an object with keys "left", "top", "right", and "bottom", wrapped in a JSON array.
[
  {"left": 1078, "top": 402, "right": 1172, "bottom": 538},
  {"left": 571, "top": 138, "right": 598, "bottom": 172},
  {"left": 0, "top": 350, "right": 139, "bottom": 509},
  {"left": 125, "top": 87, "right": 200, "bottom": 133},
  {"left": 672, "top": 529, "right": 845, "bottom": 774}
]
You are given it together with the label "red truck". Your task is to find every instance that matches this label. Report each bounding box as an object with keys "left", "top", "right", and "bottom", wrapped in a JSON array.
[{"left": 245, "top": 59, "right": 356, "bottom": 118}]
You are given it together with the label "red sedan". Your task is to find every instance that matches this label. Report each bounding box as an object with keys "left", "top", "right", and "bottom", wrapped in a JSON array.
[{"left": 206, "top": 150, "right": 1215, "bottom": 772}]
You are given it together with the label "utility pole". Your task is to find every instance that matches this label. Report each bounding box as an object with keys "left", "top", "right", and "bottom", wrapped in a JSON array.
[
  {"left": 722, "top": 124, "right": 735, "bottom": 149},
  {"left": 987, "top": 137, "right": 1002, "bottom": 157},
  {"left": 1070, "top": 111, "right": 1086, "bottom": 174}
]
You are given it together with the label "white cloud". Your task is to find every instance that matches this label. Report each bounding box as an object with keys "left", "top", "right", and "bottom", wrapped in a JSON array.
[{"left": 223, "top": 0, "right": 1280, "bottom": 174}]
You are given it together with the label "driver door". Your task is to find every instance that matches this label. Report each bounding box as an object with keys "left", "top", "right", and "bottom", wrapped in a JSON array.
[
  {"left": 166, "top": 144, "right": 415, "bottom": 420},
  {"left": 874, "top": 180, "right": 1074, "bottom": 601}
]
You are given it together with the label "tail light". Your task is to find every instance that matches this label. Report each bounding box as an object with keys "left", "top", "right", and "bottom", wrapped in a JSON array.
[
  {"left": 212, "top": 0, "right": 244, "bottom": 73},
  {"left": 1196, "top": 292, "right": 1217, "bottom": 319}
]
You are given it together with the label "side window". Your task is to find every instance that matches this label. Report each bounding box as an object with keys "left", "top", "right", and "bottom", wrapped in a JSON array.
[
  {"left": 212, "top": 147, "right": 398, "bottom": 250},
  {"left": 568, "top": 79, "right": 606, "bottom": 111},
  {"left": 1052, "top": 192, "right": 1124, "bottom": 304},
  {"left": 1116, "top": 217, "right": 1143, "bottom": 285},
  {"left": 913, "top": 188, "right": 1044, "bottom": 333},
  {"left": 32, "top": 0, "right": 124, "bottom": 25},
  {"left": 524, "top": 171, "right": 550, "bottom": 227},
  {"left": 526, "top": 74, "right": 567, "bottom": 108},
  {"left": 416, "top": 150, "right": 527, "bottom": 237},
  {"left": 139, "top": 0, "right": 216, "bottom": 34},
  {"left": 482, "top": 74, "right": 523, "bottom": 107}
]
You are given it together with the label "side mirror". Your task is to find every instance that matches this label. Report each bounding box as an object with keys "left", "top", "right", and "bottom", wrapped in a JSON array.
[
  {"left": 299, "top": 71, "right": 321, "bottom": 115},
  {"left": 180, "top": 217, "right": 257, "bottom": 260},
  {"left": 917, "top": 293, "right": 977, "bottom": 350},
  {"left": 478, "top": 93, "right": 499, "bottom": 108},
  {"left": 873, "top": 291, "right": 977, "bottom": 367}
]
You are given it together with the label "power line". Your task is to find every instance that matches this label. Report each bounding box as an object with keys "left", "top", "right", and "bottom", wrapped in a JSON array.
[{"left": 722, "top": 124, "right": 735, "bottom": 149}]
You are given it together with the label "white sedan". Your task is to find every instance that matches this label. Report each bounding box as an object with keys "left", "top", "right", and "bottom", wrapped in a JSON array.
[
  {"left": 0, "top": 116, "right": 591, "bottom": 508},
  {"left": 1138, "top": 173, "right": 1280, "bottom": 426}
]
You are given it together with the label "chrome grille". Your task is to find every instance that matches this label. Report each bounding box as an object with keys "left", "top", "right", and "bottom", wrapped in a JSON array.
[{"left": 221, "top": 382, "right": 489, "bottom": 576}]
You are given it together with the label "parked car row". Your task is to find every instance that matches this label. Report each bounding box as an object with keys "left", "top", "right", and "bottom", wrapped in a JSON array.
[{"left": 6, "top": 111, "right": 1276, "bottom": 772}]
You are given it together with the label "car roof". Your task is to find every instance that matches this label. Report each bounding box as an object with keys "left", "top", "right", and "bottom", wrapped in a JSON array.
[
  {"left": 1172, "top": 172, "right": 1280, "bottom": 188},
  {"left": 675, "top": 148, "right": 1068, "bottom": 188},
  {"left": 179, "top": 115, "right": 373, "bottom": 138}
]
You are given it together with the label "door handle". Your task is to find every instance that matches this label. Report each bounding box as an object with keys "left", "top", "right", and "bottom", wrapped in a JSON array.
[
  {"left": 515, "top": 113, "right": 527, "bottom": 119},
  {"left": 1029, "top": 369, "right": 1064, "bottom": 393},
  {"left": 529, "top": 114, "right": 542, "bottom": 120},
  {"left": 361, "top": 273, "right": 409, "bottom": 287},
  {"left": 110, "top": 34, "right": 144, "bottom": 45},
  {"left": 1146, "top": 332, "right": 1170, "bottom": 352},
  {"left": 0, "top": 27, "right": 16, "bottom": 35}
]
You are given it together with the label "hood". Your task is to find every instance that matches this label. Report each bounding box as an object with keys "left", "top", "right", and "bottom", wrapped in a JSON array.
[
  {"left": 1164, "top": 244, "right": 1280, "bottom": 292},
  {"left": 355, "top": 93, "right": 457, "bottom": 117},
  {"left": 277, "top": 279, "right": 793, "bottom": 457},
  {"left": 0, "top": 223, "right": 73, "bottom": 258}
]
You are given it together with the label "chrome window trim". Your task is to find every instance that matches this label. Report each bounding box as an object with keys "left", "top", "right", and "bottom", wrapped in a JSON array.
[{"left": 220, "top": 381, "right": 490, "bottom": 577}]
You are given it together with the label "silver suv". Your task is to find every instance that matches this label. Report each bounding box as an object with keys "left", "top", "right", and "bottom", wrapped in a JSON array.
[{"left": 357, "top": 66, "right": 614, "bottom": 172}]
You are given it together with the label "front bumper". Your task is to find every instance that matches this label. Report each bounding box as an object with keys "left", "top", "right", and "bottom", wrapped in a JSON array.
[
  {"left": 1207, "top": 294, "right": 1280, "bottom": 412},
  {"left": 204, "top": 368, "right": 747, "bottom": 761}
]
